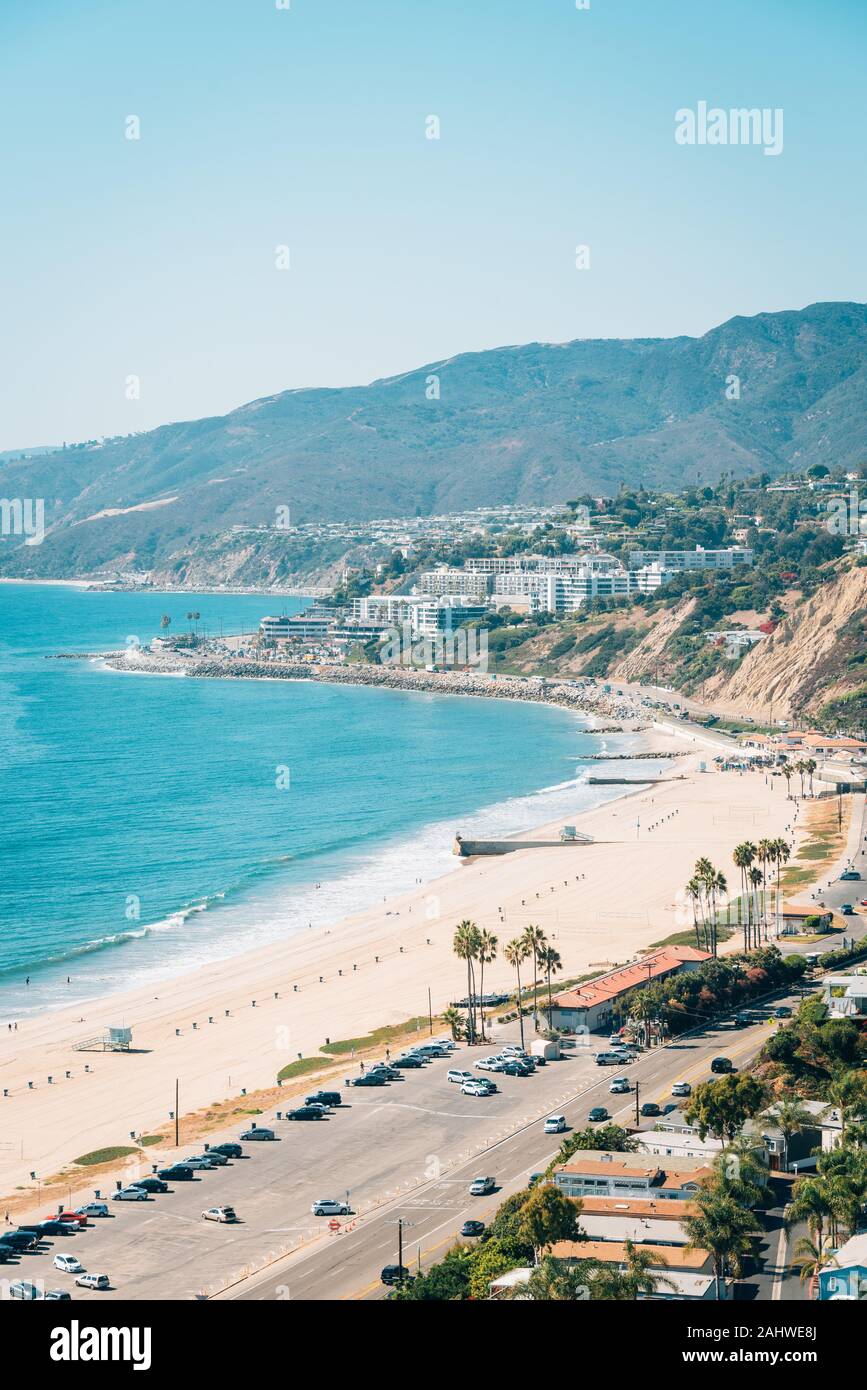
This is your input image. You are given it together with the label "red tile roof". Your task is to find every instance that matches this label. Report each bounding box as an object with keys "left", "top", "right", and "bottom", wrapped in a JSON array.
[{"left": 552, "top": 946, "right": 711, "bottom": 1012}]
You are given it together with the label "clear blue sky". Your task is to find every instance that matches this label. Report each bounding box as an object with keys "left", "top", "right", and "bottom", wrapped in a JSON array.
[{"left": 1, "top": 0, "right": 865, "bottom": 448}]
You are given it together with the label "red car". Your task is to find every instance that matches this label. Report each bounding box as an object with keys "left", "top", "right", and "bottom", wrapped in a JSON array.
[{"left": 57, "top": 1211, "right": 88, "bottom": 1228}]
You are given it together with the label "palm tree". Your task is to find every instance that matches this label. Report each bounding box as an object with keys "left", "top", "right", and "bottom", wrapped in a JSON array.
[
  {"left": 792, "top": 1234, "right": 834, "bottom": 1299},
  {"left": 707, "top": 869, "right": 727, "bottom": 957},
  {"left": 543, "top": 946, "right": 563, "bottom": 1027},
  {"left": 732, "top": 843, "right": 756, "bottom": 950},
  {"left": 475, "top": 930, "right": 498, "bottom": 1042},
  {"left": 748, "top": 866, "right": 764, "bottom": 945},
  {"left": 805, "top": 758, "right": 817, "bottom": 796},
  {"left": 504, "top": 937, "right": 530, "bottom": 1050},
  {"left": 771, "top": 838, "right": 790, "bottom": 937},
  {"left": 781, "top": 760, "right": 793, "bottom": 799},
  {"left": 522, "top": 925, "right": 548, "bottom": 1034},
  {"left": 686, "top": 875, "right": 705, "bottom": 951},
  {"left": 757, "top": 839, "right": 775, "bottom": 940},
  {"left": 441, "top": 1006, "right": 465, "bottom": 1041},
  {"left": 684, "top": 1191, "right": 756, "bottom": 1300},
  {"left": 786, "top": 1176, "right": 834, "bottom": 1257},
  {"left": 768, "top": 1098, "right": 815, "bottom": 1172},
  {"left": 453, "top": 921, "right": 482, "bottom": 1045}
]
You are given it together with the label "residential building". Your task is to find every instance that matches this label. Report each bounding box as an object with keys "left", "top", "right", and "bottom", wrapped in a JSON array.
[
  {"left": 821, "top": 972, "right": 867, "bottom": 1023},
  {"left": 818, "top": 1232, "right": 867, "bottom": 1300},
  {"left": 548, "top": 945, "right": 711, "bottom": 1033},
  {"left": 418, "top": 567, "right": 492, "bottom": 598},
  {"left": 551, "top": 1151, "right": 714, "bottom": 1201},
  {"left": 626, "top": 545, "right": 754, "bottom": 573}
]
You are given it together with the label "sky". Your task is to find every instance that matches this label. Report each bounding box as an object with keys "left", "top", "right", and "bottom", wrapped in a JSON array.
[{"left": 1, "top": 0, "right": 865, "bottom": 449}]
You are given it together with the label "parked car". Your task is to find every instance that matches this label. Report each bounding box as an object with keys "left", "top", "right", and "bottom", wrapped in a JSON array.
[
  {"left": 501, "top": 1061, "right": 531, "bottom": 1077},
  {"left": 112, "top": 1186, "right": 149, "bottom": 1201},
  {"left": 447, "top": 1069, "right": 474, "bottom": 1085},
  {"left": 476, "top": 1057, "right": 504, "bottom": 1072},
  {"left": 460, "top": 1220, "right": 485, "bottom": 1238},
  {"left": 34, "top": 1219, "right": 73, "bottom": 1236},
  {"left": 305, "top": 1091, "right": 342, "bottom": 1108},
  {"left": 200, "top": 1149, "right": 229, "bottom": 1165},
  {"left": 841, "top": 903, "right": 855, "bottom": 915},
  {"left": 588, "top": 1106, "right": 610, "bottom": 1122},
  {"left": 157, "top": 1165, "right": 196, "bottom": 1180},
  {"left": 44, "top": 1290, "right": 72, "bottom": 1300},
  {"left": 609, "top": 1077, "right": 631, "bottom": 1094},
  {"left": 311, "top": 1198, "right": 351, "bottom": 1216},
  {"left": 181, "top": 1156, "right": 217, "bottom": 1170},
  {"left": 840, "top": 870, "right": 861, "bottom": 881},
  {"left": 640, "top": 1102, "right": 661, "bottom": 1118},
  {"left": 202, "top": 1207, "right": 237, "bottom": 1223},
  {"left": 461, "top": 1080, "right": 491, "bottom": 1097},
  {"left": 0, "top": 1231, "right": 39, "bottom": 1251},
  {"left": 369, "top": 1065, "right": 401, "bottom": 1080},
  {"left": 239, "top": 1128, "right": 275, "bottom": 1141},
  {"left": 671, "top": 1081, "right": 692, "bottom": 1097},
  {"left": 393, "top": 1055, "right": 423, "bottom": 1069},
  {"left": 352, "top": 1072, "right": 386, "bottom": 1087},
  {"left": 8, "top": 1280, "right": 42, "bottom": 1300},
  {"left": 544, "top": 1115, "right": 566, "bottom": 1134},
  {"left": 130, "top": 1176, "right": 168, "bottom": 1193},
  {"left": 75, "top": 1273, "right": 110, "bottom": 1291},
  {"left": 476, "top": 1079, "right": 498, "bottom": 1094},
  {"left": 380, "top": 1264, "right": 411, "bottom": 1286},
  {"left": 208, "top": 1142, "right": 243, "bottom": 1159},
  {"left": 53, "top": 1254, "right": 83, "bottom": 1274},
  {"left": 75, "top": 1203, "right": 110, "bottom": 1219},
  {"left": 469, "top": 1176, "right": 496, "bottom": 1196},
  {"left": 710, "top": 1057, "right": 734, "bottom": 1074},
  {"left": 56, "top": 1212, "right": 88, "bottom": 1228},
  {"left": 286, "top": 1107, "right": 324, "bottom": 1120}
]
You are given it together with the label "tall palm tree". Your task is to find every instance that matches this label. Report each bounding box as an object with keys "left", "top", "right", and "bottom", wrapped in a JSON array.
[
  {"left": 543, "top": 945, "right": 563, "bottom": 1027},
  {"left": 505, "top": 937, "right": 530, "bottom": 1050},
  {"left": 441, "top": 1006, "right": 465, "bottom": 1041},
  {"left": 805, "top": 758, "right": 817, "bottom": 796},
  {"left": 748, "top": 866, "right": 764, "bottom": 945},
  {"left": 453, "top": 921, "right": 482, "bottom": 1045},
  {"left": 786, "top": 1176, "right": 834, "bottom": 1257},
  {"left": 475, "top": 929, "right": 498, "bottom": 1042},
  {"left": 685, "top": 875, "right": 705, "bottom": 951},
  {"left": 684, "top": 1192, "right": 755, "bottom": 1301},
  {"left": 522, "top": 925, "right": 548, "bottom": 1034},
  {"left": 781, "top": 760, "right": 792, "bottom": 799},
  {"left": 757, "top": 839, "right": 775, "bottom": 940},
  {"left": 732, "top": 843, "right": 756, "bottom": 950},
  {"left": 771, "top": 838, "right": 790, "bottom": 937}
]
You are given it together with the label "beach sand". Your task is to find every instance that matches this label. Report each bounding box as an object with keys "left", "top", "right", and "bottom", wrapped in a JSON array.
[{"left": 0, "top": 743, "right": 798, "bottom": 1202}]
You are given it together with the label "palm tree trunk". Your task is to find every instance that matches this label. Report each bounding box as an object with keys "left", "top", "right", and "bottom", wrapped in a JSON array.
[{"left": 516, "top": 961, "right": 525, "bottom": 1050}]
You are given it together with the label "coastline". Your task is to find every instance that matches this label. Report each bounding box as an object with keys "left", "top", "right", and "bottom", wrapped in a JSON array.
[{"left": 0, "top": 735, "right": 799, "bottom": 1203}]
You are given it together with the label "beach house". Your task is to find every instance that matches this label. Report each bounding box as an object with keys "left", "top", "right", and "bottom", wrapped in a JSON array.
[{"left": 547, "top": 946, "right": 711, "bottom": 1034}]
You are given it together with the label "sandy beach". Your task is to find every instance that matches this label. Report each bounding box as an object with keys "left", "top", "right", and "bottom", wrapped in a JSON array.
[{"left": 0, "top": 732, "right": 799, "bottom": 1205}]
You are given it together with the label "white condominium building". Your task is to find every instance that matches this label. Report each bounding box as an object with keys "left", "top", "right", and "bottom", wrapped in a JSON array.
[
  {"left": 626, "top": 545, "right": 754, "bottom": 572},
  {"left": 418, "top": 567, "right": 492, "bottom": 598}
]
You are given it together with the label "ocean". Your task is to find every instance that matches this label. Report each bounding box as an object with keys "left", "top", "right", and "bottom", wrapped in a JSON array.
[{"left": 0, "top": 583, "right": 659, "bottom": 1019}]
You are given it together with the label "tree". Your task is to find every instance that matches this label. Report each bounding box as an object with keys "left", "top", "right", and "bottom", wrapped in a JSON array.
[
  {"left": 516, "top": 1185, "right": 583, "bottom": 1264},
  {"left": 543, "top": 945, "right": 563, "bottom": 1026},
  {"left": 475, "top": 930, "right": 498, "bottom": 1042},
  {"left": 685, "top": 1074, "right": 768, "bottom": 1143},
  {"left": 441, "top": 1006, "right": 465, "bottom": 1041},
  {"left": 792, "top": 1234, "right": 833, "bottom": 1299},
  {"left": 548, "top": 1125, "right": 637, "bottom": 1173},
  {"left": 766, "top": 1098, "right": 816, "bottom": 1170},
  {"left": 732, "top": 842, "right": 757, "bottom": 950},
  {"left": 504, "top": 937, "right": 531, "bottom": 1050},
  {"left": 522, "top": 924, "right": 548, "bottom": 1033},
  {"left": 453, "top": 921, "right": 482, "bottom": 1044},
  {"left": 684, "top": 1191, "right": 756, "bottom": 1300}
]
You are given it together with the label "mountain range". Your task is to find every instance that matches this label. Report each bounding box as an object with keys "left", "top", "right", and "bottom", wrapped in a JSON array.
[{"left": 3, "top": 300, "right": 867, "bottom": 580}]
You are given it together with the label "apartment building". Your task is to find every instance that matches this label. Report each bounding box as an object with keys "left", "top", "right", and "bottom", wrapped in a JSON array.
[{"left": 626, "top": 545, "right": 754, "bottom": 572}]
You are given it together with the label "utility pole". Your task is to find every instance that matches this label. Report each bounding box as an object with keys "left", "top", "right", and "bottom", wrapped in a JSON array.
[
  {"left": 174, "top": 1078, "right": 179, "bottom": 1148},
  {"left": 428, "top": 987, "right": 433, "bottom": 1036},
  {"left": 634, "top": 1080, "right": 641, "bottom": 1128}
]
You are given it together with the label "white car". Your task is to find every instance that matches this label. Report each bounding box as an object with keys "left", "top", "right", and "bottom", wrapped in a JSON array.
[
  {"left": 53, "top": 1253, "right": 83, "bottom": 1274},
  {"left": 447, "top": 1069, "right": 474, "bottom": 1085},
  {"left": 111, "top": 1186, "right": 149, "bottom": 1201},
  {"left": 500, "top": 1046, "right": 528, "bottom": 1058},
  {"left": 543, "top": 1115, "right": 566, "bottom": 1133},
  {"left": 476, "top": 1057, "right": 504, "bottom": 1072},
  {"left": 461, "top": 1080, "right": 491, "bottom": 1096},
  {"left": 671, "top": 1081, "right": 692, "bottom": 1098},
  {"left": 182, "top": 1155, "right": 216, "bottom": 1170},
  {"left": 609, "top": 1077, "right": 631, "bottom": 1094},
  {"left": 202, "top": 1206, "right": 237, "bottom": 1223},
  {"left": 75, "top": 1202, "right": 109, "bottom": 1218},
  {"left": 311, "top": 1198, "right": 351, "bottom": 1216},
  {"left": 75, "top": 1273, "right": 110, "bottom": 1291}
]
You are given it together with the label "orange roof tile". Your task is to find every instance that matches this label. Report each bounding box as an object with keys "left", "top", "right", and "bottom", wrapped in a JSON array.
[{"left": 552, "top": 946, "right": 711, "bottom": 1011}]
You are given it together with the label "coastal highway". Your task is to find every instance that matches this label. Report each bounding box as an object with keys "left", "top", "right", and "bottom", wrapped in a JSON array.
[
  {"left": 222, "top": 998, "right": 806, "bottom": 1302},
  {"left": 6, "top": 998, "right": 800, "bottom": 1303}
]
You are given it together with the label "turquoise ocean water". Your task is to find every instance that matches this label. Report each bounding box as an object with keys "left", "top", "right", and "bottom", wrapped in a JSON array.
[{"left": 0, "top": 584, "right": 657, "bottom": 1019}]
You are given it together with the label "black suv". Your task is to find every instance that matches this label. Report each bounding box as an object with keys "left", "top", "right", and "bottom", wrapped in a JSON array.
[
  {"left": 286, "top": 1107, "right": 323, "bottom": 1121},
  {"left": 381, "top": 1264, "right": 412, "bottom": 1286},
  {"left": 710, "top": 1057, "right": 735, "bottom": 1074},
  {"left": 305, "top": 1091, "right": 342, "bottom": 1108},
  {"left": 157, "top": 1164, "right": 195, "bottom": 1181}
]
